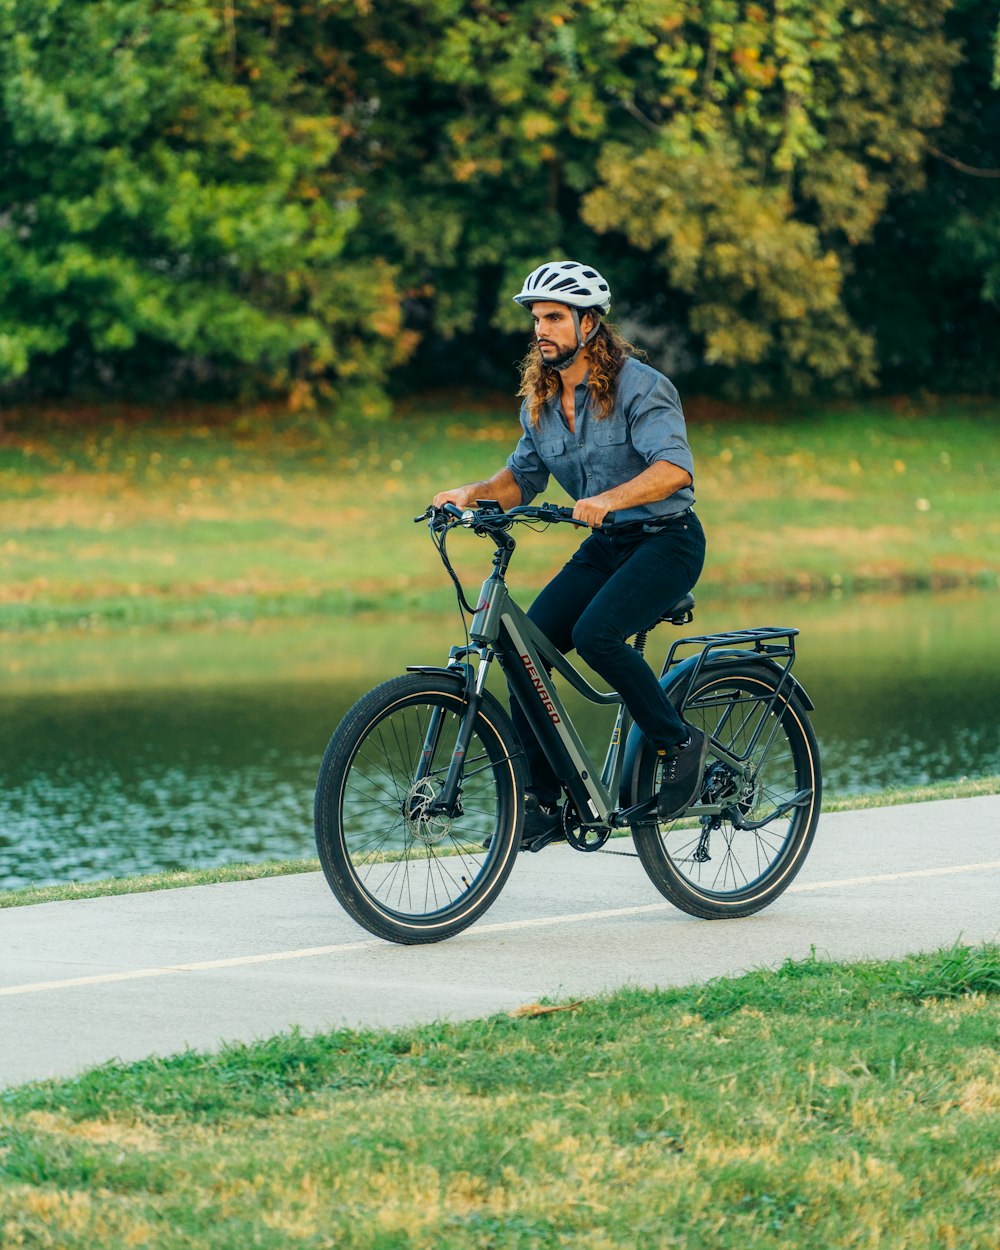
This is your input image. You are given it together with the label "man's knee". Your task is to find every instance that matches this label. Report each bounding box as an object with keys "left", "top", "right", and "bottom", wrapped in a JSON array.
[{"left": 572, "top": 616, "right": 622, "bottom": 666}]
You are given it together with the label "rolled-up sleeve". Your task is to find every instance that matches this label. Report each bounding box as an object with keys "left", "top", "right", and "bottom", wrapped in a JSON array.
[
  {"left": 505, "top": 409, "right": 551, "bottom": 505},
  {"left": 627, "top": 372, "right": 694, "bottom": 483}
]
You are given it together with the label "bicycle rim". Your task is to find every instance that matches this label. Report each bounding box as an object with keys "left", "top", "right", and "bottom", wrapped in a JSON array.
[
  {"left": 315, "top": 677, "right": 523, "bottom": 942},
  {"left": 633, "top": 665, "right": 821, "bottom": 917}
]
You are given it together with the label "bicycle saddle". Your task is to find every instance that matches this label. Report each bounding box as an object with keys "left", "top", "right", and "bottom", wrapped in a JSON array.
[{"left": 658, "top": 593, "right": 695, "bottom": 625}]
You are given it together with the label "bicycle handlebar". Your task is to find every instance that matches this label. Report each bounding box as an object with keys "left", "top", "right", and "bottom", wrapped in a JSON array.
[{"left": 414, "top": 501, "right": 590, "bottom": 530}]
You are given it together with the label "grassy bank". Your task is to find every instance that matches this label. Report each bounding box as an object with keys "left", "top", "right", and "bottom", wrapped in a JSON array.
[
  {"left": 1, "top": 942, "right": 997, "bottom": 1247},
  {"left": 0, "top": 395, "right": 996, "bottom": 632},
  {"left": 1, "top": 776, "right": 996, "bottom": 910}
]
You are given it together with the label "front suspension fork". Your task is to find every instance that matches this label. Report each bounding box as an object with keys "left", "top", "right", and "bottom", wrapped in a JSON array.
[{"left": 423, "top": 650, "right": 493, "bottom": 816}]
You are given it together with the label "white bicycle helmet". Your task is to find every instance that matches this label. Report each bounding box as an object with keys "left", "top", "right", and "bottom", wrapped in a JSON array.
[{"left": 512, "top": 260, "right": 611, "bottom": 314}]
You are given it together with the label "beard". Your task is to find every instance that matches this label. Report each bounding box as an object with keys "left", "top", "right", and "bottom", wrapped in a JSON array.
[{"left": 537, "top": 341, "right": 577, "bottom": 369}]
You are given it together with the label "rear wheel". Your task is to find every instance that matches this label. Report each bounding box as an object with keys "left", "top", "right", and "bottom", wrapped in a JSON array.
[
  {"left": 314, "top": 674, "right": 525, "bottom": 944},
  {"left": 629, "top": 662, "right": 821, "bottom": 918}
]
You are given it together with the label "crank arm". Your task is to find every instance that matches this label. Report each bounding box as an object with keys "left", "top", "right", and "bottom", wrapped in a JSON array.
[{"left": 613, "top": 797, "right": 656, "bottom": 826}]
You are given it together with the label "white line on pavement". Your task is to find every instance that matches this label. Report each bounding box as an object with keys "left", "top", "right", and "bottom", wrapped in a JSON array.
[{"left": 2, "top": 860, "right": 998, "bottom": 999}]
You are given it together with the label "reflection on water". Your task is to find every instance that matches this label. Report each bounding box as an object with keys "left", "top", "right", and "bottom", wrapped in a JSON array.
[
  {"left": 0, "top": 687, "right": 321, "bottom": 889},
  {"left": 1, "top": 591, "right": 997, "bottom": 887}
]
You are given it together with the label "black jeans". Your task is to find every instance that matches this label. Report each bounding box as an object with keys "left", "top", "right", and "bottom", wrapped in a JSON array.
[{"left": 510, "top": 510, "right": 706, "bottom": 806}]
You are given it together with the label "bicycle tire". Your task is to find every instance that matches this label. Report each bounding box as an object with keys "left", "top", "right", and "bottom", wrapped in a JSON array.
[
  {"left": 314, "top": 673, "right": 526, "bottom": 944},
  {"left": 628, "top": 661, "right": 821, "bottom": 919}
]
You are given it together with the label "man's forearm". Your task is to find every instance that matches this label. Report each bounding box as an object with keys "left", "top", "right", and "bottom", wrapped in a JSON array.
[
  {"left": 603, "top": 460, "right": 691, "bottom": 510},
  {"left": 465, "top": 468, "right": 523, "bottom": 509},
  {"left": 432, "top": 467, "right": 523, "bottom": 510}
]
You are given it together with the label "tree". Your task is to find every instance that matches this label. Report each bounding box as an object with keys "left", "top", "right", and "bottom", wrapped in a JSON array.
[
  {"left": 323, "top": 0, "right": 961, "bottom": 395},
  {"left": 850, "top": 0, "right": 1000, "bottom": 390},
  {"left": 0, "top": 0, "right": 410, "bottom": 405},
  {"left": 1, "top": 0, "right": 992, "bottom": 403}
]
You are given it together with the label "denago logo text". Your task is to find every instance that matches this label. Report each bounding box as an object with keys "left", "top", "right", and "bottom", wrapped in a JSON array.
[{"left": 519, "top": 653, "right": 561, "bottom": 723}]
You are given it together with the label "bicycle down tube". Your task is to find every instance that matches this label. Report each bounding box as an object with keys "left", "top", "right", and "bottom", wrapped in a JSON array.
[{"left": 465, "top": 571, "right": 624, "bottom": 828}]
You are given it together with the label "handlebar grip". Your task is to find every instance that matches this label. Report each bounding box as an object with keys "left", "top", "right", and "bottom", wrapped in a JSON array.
[{"left": 534, "top": 502, "right": 589, "bottom": 526}]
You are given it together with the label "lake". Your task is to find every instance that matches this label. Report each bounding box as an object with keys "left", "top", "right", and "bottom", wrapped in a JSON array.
[{"left": 1, "top": 590, "right": 997, "bottom": 888}]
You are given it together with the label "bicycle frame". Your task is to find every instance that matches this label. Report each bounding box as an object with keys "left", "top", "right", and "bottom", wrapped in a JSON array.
[{"left": 411, "top": 507, "right": 813, "bottom": 833}]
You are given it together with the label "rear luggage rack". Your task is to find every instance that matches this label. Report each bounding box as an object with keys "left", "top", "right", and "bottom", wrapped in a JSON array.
[{"left": 662, "top": 626, "right": 799, "bottom": 694}]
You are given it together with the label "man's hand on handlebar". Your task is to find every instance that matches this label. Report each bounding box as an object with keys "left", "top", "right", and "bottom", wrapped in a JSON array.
[
  {"left": 573, "top": 492, "right": 616, "bottom": 528},
  {"left": 432, "top": 487, "right": 477, "bottom": 510}
]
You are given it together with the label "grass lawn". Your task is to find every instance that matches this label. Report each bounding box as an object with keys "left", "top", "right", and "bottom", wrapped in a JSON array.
[
  {"left": 1, "top": 942, "right": 997, "bottom": 1248},
  {"left": 2, "top": 399, "right": 996, "bottom": 1245},
  {"left": 0, "top": 394, "right": 996, "bottom": 631}
]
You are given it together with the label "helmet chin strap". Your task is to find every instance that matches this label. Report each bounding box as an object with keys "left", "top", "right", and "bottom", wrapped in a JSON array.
[{"left": 551, "top": 307, "right": 599, "bottom": 372}]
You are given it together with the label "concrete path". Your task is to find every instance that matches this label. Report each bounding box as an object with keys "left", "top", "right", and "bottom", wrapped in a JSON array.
[{"left": 2, "top": 796, "right": 998, "bottom": 1089}]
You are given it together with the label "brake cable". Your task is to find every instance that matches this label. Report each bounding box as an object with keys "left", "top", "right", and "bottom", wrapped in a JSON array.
[{"left": 429, "top": 518, "right": 479, "bottom": 615}]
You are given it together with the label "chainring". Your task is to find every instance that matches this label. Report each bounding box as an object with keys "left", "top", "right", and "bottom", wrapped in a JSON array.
[{"left": 562, "top": 800, "right": 611, "bottom": 852}]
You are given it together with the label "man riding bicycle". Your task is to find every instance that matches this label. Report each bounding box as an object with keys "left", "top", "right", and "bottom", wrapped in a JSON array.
[{"left": 433, "top": 260, "right": 707, "bottom": 848}]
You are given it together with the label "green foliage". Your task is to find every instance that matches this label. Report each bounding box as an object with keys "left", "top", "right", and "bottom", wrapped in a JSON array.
[
  {"left": 320, "top": 0, "right": 963, "bottom": 393},
  {"left": 0, "top": 1, "right": 997, "bottom": 400},
  {"left": 0, "top": 0, "right": 409, "bottom": 405},
  {"left": 849, "top": 0, "right": 1000, "bottom": 389}
]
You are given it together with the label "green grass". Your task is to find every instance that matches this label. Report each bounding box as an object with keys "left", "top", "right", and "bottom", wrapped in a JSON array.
[
  {"left": 1, "top": 942, "right": 997, "bottom": 1247},
  {"left": 1, "top": 775, "right": 994, "bottom": 911},
  {"left": 0, "top": 395, "right": 997, "bottom": 632},
  {"left": 819, "top": 774, "right": 999, "bottom": 811}
]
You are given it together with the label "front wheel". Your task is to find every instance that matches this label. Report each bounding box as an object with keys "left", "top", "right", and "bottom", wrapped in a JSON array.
[
  {"left": 628, "top": 662, "right": 821, "bottom": 919},
  {"left": 314, "top": 674, "right": 526, "bottom": 944}
]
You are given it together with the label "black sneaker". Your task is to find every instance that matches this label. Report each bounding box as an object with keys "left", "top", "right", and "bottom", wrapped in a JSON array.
[
  {"left": 520, "top": 794, "right": 565, "bottom": 851},
  {"left": 656, "top": 727, "right": 709, "bottom": 819},
  {"left": 482, "top": 794, "right": 565, "bottom": 851}
]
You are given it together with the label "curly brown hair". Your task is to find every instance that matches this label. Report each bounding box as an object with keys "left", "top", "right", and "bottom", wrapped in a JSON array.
[{"left": 517, "top": 319, "right": 642, "bottom": 427}]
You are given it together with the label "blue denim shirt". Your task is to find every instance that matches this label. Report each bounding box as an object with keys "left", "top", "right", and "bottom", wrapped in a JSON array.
[{"left": 505, "top": 357, "right": 695, "bottom": 524}]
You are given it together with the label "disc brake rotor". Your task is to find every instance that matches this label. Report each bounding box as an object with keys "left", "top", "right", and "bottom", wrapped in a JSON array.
[{"left": 402, "top": 778, "right": 453, "bottom": 845}]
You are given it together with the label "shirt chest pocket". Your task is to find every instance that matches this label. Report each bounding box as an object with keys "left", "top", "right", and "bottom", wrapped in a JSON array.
[
  {"left": 540, "top": 434, "right": 566, "bottom": 460},
  {"left": 593, "top": 420, "right": 627, "bottom": 448}
]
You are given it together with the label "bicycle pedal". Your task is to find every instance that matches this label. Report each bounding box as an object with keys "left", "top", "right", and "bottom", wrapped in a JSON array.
[{"left": 522, "top": 829, "right": 566, "bottom": 853}]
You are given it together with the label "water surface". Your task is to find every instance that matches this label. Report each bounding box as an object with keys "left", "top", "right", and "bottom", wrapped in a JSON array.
[{"left": 1, "top": 591, "right": 996, "bottom": 888}]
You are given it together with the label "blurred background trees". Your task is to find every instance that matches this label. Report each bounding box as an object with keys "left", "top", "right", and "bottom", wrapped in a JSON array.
[{"left": 1, "top": 0, "right": 997, "bottom": 405}]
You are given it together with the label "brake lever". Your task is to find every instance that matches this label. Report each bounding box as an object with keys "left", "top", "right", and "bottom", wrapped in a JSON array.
[{"left": 414, "top": 504, "right": 461, "bottom": 531}]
